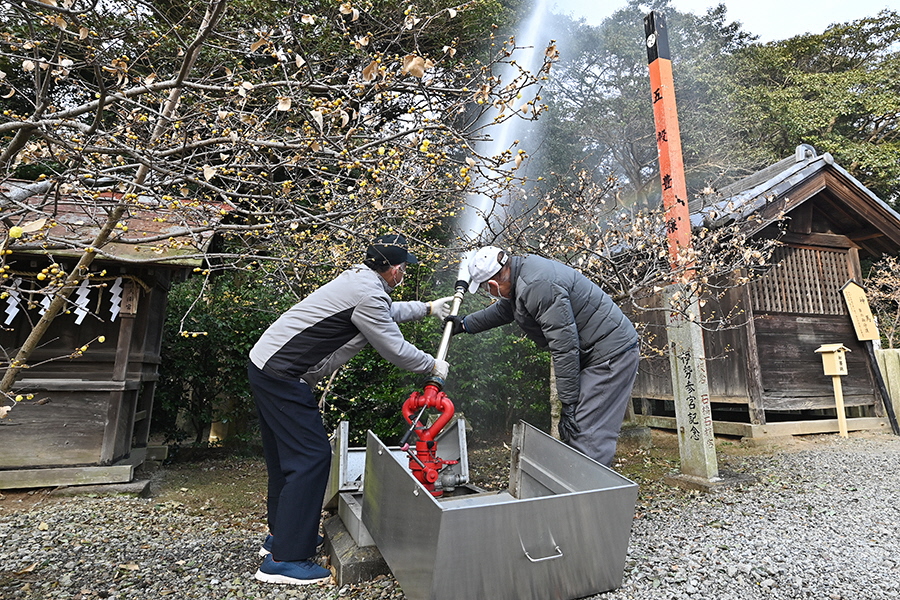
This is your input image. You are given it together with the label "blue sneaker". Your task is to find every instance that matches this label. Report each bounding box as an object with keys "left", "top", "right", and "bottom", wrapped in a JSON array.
[
  {"left": 254, "top": 554, "right": 331, "bottom": 585},
  {"left": 259, "top": 534, "right": 325, "bottom": 557}
]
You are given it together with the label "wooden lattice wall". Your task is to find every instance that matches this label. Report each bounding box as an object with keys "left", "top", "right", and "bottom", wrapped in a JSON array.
[{"left": 748, "top": 246, "right": 850, "bottom": 315}]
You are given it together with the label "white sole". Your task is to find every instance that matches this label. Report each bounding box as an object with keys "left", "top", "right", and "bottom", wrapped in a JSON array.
[
  {"left": 254, "top": 569, "right": 330, "bottom": 585},
  {"left": 258, "top": 538, "right": 324, "bottom": 557}
]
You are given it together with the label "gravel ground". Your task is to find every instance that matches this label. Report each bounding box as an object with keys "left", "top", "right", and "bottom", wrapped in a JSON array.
[{"left": 1, "top": 432, "right": 898, "bottom": 599}]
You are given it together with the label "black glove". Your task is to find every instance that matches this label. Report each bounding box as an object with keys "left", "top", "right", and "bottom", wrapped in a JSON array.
[
  {"left": 558, "top": 402, "right": 580, "bottom": 443},
  {"left": 445, "top": 314, "right": 468, "bottom": 336}
]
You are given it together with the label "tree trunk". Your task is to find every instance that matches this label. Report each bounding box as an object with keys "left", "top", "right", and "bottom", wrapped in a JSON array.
[{"left": 549, "top": 361, "right": 560, "bottom": 439}]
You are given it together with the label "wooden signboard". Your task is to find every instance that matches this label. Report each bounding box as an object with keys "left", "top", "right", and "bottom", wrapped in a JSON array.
[{"left": 840, "top": 280, "right": 879, "bottom": 341}]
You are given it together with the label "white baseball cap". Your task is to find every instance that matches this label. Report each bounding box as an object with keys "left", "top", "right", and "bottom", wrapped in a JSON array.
[{"left": 467, "top": 246, "right": 508, "bottom": 293}]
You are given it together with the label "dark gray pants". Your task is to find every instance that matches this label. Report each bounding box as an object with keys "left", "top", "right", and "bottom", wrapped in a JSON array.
[{"left": 568, "top": 345, "right": 640, "bottom": 466}]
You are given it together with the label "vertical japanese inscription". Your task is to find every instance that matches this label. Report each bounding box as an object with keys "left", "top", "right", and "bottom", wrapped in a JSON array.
[
  {"left": 645, "top": 11, "right": 691, "bottom": 269},
  {"left": 650, "top": 12, "right": 719, "bottom": 478}
]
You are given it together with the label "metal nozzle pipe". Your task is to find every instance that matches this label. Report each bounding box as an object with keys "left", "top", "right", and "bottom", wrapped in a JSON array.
[
  {"left": 433, "top": 252, "right": 472, "bottom": 363},
  {"left": 434, "top": 282, "right": 466, "bottom": 363}
]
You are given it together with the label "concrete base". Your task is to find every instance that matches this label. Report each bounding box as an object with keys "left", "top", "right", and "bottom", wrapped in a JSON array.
[
  {"left": 50, "top": 479, "right": 152, "bottom": 498},
  {"left": 664, "top": 470, "right": 756, "bottom": 493},
  {"left": 738, "top": 434, "right": 796, "bottom": 448},
  {"left": 323, "top": 514, "right": 390, "bottom": 586},
  {"left": 617, "top": 424, "right": 652, "bottom": 450}
]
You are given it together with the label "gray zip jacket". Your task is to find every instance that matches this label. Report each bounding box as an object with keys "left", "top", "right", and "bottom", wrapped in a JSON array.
[
  {"left": 463, "top": 255, "right": 638, "bottom": 406},
  {"left": 249, "top": 264, "right": 434, "bottom": 387}
]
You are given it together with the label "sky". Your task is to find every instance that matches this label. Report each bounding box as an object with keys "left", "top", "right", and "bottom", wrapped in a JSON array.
[{"left": 555, "top": 0, "right": 894, "bottom": 42}]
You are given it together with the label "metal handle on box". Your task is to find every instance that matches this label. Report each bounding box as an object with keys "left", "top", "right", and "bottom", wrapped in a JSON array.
[
  {"left": 519, "top": 532, "right": 564, "bottom": 563},
  {"left": 522, "top": 544, "right": 563, "bottom": 563}
]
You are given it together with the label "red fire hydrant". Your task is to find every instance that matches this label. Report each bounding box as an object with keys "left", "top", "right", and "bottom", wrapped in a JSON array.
[{"left": 401, "top": 382, "right": 456, "bottom": 497}]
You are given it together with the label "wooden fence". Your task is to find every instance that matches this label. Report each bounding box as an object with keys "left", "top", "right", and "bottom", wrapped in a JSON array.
[{"left": 875, "top": 349, "right": 900, "bottom": 421}]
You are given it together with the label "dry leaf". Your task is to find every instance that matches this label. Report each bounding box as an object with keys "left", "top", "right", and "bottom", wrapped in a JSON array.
[
  {"left": 39, "top": 0, "right": 57, "bottom": 6},
  {"left": 0, "top": 88, "right": 13, "bottom": 99},
  {"left": 295, "top": 55, "right": 306, "bottom": 68},
  {"left": 514, "top": 153, "right": 524, "bottom": 168},
  {"left": 340, "top": 110, "right": 350, "bottom": 127},
  {"left": 20, "top": 219, "right": 46, "bottom": 233},
  {"left": 203, "top": 165, "right": 217, "bottom": 181},
  {"left": 447, "top": 8, "right": 457, "bottom": 17},
  {"left": 442, "top": 45, "right": 457, "bottom": 58},
  {"left": 339, "top": 3, "right": 353, "bottom": 14},
  {"left": 144, "top": 73, "right": 157, "bottom": 85},
  {"left": 466, "top": 157, "right": 476, "bottom": 167},
  {"left": 545, "top": 43, "right": 559, "bottom": 59},
  {"left": 250, "top": 36, "right": 267, "bottom": 53},
  {"left": 276, "top": 97, "right": 291, "bottom": 111},
  {"left": 0, "top": 405, "right": 10, "bottom": 419},
  {"left": 14, "top": 562, "right": 36, "bottom": 574},
  {"left": 473, "top": 84, "right": 490, "bottom": 103},
  {"left": 310, "top": 110, "right": 324, "bottom": 130},
  {"left": 301, "top": 14, "right": 316, "bottom": 24},
  {"left": 22, "top": 60, "right": 35, "bottom": 72},
  {"left": 362, "top": 60, "right": 378, "bottom": 82},
  {"left": 402, "top": 55, "right": 426, "bottom": 78},
  {"left": 79, "top": 27, "right": 89, "bottom": 40},
  {"left": 38, "top": 522, "right": 49, "bottom": 531}
]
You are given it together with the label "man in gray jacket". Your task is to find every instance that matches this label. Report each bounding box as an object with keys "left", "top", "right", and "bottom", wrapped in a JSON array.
[
  {"left": 449, "top": 246, "right": 639, "bottom": 467},
  {"left": 248, "top": 234, "right": 451, "bottom": 585}
]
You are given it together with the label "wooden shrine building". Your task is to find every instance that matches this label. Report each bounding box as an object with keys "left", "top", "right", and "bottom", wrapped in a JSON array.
[
  {"left": 632, "top": 145, "right": 900, "bottom": 439},
  {"left": 0, "top": 180, "right": 221, "bottom": 488}
]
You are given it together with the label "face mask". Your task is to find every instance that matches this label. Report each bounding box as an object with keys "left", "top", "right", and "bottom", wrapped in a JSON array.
[
  {"left": 484, "top": 280, "right": 503, "bottom": 301},
  {"left": 393, "top": 264, "right": 406, "bottom": 287}
]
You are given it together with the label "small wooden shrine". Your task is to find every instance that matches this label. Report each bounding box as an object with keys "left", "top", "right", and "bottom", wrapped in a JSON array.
[
  {"left": 0, "top": 180, "right": 221, "bottom": 488},
  {"left": 632, "top": 145, "right": 900, "bottom": 438}
]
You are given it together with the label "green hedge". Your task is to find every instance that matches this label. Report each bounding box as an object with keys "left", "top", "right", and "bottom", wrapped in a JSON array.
[{"left": 155, "top": 268, "right": 551, "bottom": 446}]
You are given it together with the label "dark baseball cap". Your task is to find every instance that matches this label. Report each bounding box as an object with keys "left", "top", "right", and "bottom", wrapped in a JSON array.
[{"left": 366, "top": 234, "right": 418, "bottom": 266}]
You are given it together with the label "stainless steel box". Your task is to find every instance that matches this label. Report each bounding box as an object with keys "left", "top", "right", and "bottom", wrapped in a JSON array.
[{"left": 362, "top": 421, "right": 638, "bottom": 600}]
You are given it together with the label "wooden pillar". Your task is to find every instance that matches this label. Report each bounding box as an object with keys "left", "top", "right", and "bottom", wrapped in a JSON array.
[
  {"left": 645, "top": 11, "right": 718, "bottom": 482},
  {"left": 739, "top": 282, "right": 766, "bottom": 425},
  {"left": 100, "top": 281, "right": 140, "bottom": 464}
]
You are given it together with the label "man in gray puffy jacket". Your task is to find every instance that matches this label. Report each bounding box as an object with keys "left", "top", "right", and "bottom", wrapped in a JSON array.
[
  {"left": 448, "top": 246, "right": 639, "bottom": 467},
  {"left": 248, "top": 234, "right": 452, "bottom": 585}
]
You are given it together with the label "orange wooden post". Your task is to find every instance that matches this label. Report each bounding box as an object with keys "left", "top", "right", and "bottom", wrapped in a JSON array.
[{"left": 645, "top": 11, "right": 719, "bottom": 483}]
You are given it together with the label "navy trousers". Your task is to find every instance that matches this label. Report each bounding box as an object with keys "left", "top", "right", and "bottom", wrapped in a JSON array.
[{"left": 248, "top": 362, "right": 331, "bottom": 562}]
